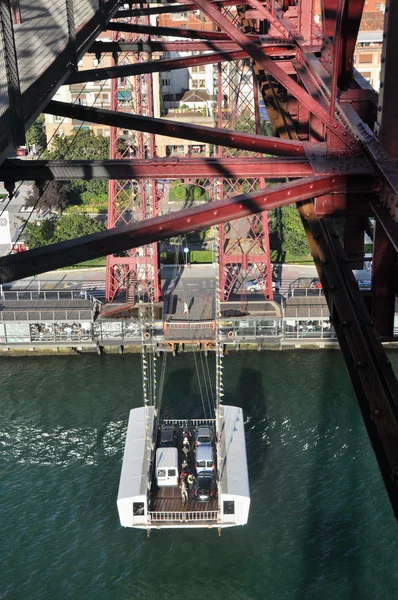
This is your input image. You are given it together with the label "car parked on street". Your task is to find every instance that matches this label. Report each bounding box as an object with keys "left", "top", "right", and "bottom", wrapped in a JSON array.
[{"left": 245, "top": 278, "right": 276, "bottom": 293}]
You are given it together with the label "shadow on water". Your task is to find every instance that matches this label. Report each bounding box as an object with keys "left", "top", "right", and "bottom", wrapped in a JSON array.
[
  {"left": 298, "top": 358, "right": 361, "bottom": 599},
  {"left": 230, "top": 366, "right": 268, "bottom": 485},
  {"left": 161, "top": 367, "right": 208, "bottom": 420}
]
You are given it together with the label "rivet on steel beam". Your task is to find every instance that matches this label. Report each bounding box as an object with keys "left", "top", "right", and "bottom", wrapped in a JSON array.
[
  {"left": 213, "top": 210, "right": 218, "bottom": 216},
  {"left": 320, "top": 258, "right": 328, "bottom": 265},
  {"left": 355, "top": 361, "right": 366, "bottom": 369},
  {"left": 330, "top": 285, "right": 340, "bottom": 291},
  {"left": 373, "top": 408, "right": 381, "bottom": 417},
  {"left": 187, "top": 218, "right": 191, "bottom": 223},
  {"left": 159, "top": 226, "right": 163, "bottom": 231},
  {"left": 341, "top": 320, "right": 351, "bottom": 328}
]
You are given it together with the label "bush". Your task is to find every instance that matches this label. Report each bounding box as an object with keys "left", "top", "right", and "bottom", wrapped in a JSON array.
[
  {"left": 190, "top": 250, "right": 215, "bottom": 263},
  {"left": 169, "top": 184, "right": 209, "bottom": 203},
  {"left": 159, "top": 250, "right": 215, "bottom": 264}
]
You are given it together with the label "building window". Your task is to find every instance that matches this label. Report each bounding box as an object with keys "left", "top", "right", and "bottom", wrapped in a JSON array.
[
  {"left": 359, "top": 53, "right": 373, "bottom": 64},
  {"left": 93, "top": 58, "right": 99, "bottom": 67},
  {"left": 54, "top": 115, "right": 63, "bottom": 123},
  {"left": 191, "top": 66, "right": 206, "bottom": 74},
  {"left": 171, "top": 12, "right": 187, "bottom": 20},
  {"left": 162, "top": 78, "right": 170, "bottom": 86},
  {"left": 78, "top": 59, "right": 84, "bottom": 67},
  {"left": 192, "top": 80, "right": 199, "bottom": 88},
  {"left": 105, "top": 129, "right": 110, "bottom": 137},
  {"left": 97, "top": 129, "right": 103, "bottom": 136},
  {"left": 198, "top": 79, "right": 206, "bottom": 88},
  {"left": 101, "top": 93, "right": 109, "bottom": 103}
]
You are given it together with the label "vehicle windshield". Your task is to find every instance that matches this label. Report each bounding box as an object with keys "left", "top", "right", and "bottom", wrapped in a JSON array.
[{"left": 197, "top": 476, "right": 212, "bottom": 491}]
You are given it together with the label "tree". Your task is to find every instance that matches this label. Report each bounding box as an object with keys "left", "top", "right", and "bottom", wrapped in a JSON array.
[
  {"left": 24, "top": 181, "right": 71, "bottom": 212},
  {"left": 25, "top": 115, "right": 46, "bottom": 152},
  {"left": 48, "top": 129, "right": 109, "bottom": 160},
  {"left": 47, "top": 130, "right": 110, "bottom": 198},
  {"left": 23, "top": 211, "right": 105, "bottom": 249},
  {"left": 53, "top": 210, "right": 105, "bottom": 243},
  {"left": 280, "top": 205, "right": 309, "bottom": 256},
  {"left": 23, "top": 216, "right": 57, "bottom": 249}
]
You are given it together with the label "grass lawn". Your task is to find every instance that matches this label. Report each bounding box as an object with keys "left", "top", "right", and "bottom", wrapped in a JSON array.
[
  {"left": 59, "top": 257, "right": 107, "bottom": 270},
  {"left": 271, "top": 249, "right": 314, "bottom": 264}
]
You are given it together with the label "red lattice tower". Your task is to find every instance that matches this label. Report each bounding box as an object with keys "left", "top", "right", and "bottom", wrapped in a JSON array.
[
  {"left": 105, "top": 13, "right": 160, "bottom": 304},
  {"left": 215, "top": 6, "right": 273, "bottom": 305}
]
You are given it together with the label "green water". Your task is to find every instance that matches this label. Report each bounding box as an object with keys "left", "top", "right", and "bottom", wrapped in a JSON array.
[{"left": 1, "top": 351, "right": 397, "bottom": 600}]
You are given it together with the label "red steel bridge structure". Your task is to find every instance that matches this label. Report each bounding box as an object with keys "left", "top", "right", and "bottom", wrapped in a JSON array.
[{"left": 0, "top": 0, "right": 398, "bottom": 518}]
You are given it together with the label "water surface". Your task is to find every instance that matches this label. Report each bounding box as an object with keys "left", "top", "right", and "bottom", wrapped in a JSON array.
[{"left": 1, "top": 351, "right": 397, "bottom": 599}]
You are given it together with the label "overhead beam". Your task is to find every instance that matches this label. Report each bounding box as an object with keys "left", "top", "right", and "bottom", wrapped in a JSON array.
[
  {"left": 189, "top": 0, "right": 359, "bottom": 151},
  {"left": 0, "top": 175, "right": 362, "bottom": 283},
  {"left": 44, "top": 100, "right": 307, "bottom": 157},
  {"left": 88, "top": 39, "right": 295, "bottom": 54},
  {"left": 107, "top": 22, "right": 239, "bottom": 40},
  {"left": 0, "top": 157, "right": 314, "bottom": 182},
  {"left": 67, "top": 48, "right": 295, "bottom": 85},
  {"left": 115, "top": 0, "right": 238, "bottom": 17}
]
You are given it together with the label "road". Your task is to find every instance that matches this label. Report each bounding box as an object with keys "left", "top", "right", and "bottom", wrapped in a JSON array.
[{"left": 1, "top": 263, "right": 318, "bottom": 302}]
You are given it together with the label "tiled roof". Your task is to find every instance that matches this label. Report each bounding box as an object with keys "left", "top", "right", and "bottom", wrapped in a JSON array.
[{"left": 360, "top": 11, "right": 384, "bottom": 31}]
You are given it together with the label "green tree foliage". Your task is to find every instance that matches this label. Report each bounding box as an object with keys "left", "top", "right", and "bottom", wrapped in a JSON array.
[
  {"left": 47, "top": 130, "right": 110, "bottom": 198},
  {"left": 48, "top": 129, "right": 109, "bottom": 160},
  {"left": 25, "top": 115, "right": 46, "bottom": 152},
  {"left": 23, "top": 211, "right": 105, "bottom": 249},
  {"left": 280, "top": 205, "right": 309, "bottom": 256},
  {"left": 24, "top": 181, "right": 71, "bottom": 212},
  {"left": 268, "top": 205, "right": 310, "bottom": 257},
  {"left": 23, "top": 217, "right": 57, "bottom": 249}
]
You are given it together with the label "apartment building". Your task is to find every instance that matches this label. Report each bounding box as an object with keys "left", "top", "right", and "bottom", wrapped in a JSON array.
[{"left": 354, "top": 11, "right": 384, "bottom": 91}]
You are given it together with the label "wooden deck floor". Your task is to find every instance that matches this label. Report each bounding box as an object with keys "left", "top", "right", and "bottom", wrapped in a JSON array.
[{"left": 151, "top": 485, "right": 218, "bottom": 513}]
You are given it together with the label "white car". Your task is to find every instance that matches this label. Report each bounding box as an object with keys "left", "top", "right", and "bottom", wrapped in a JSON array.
[{"left": 245, "top": 278, "right": 276, "bottom": 292}]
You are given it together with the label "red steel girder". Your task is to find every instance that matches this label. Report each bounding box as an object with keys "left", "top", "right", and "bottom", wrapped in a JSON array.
[
  {"left": 0, "top": 175, "right": 371, "bottom": 283},
  {"left": 45, "top": 100, "right": 307, "bottom": 157},
  {"left": 190, "top": 0, "right": 359, "bottom": 151},
  {"left": 0, "top": 157, "right": 314, "bottom": 181},
  {"left": 107, "top": 22, "right": 239, "bottom": 40},
  {"left": 67, "top": 47, "right": 294, "bottom": 85},
  {"left": 89, "top": 39, "right": 295, "bottom": 54},
  {"left": 116, "top": 0, "right": 239, "bottom": 17}
]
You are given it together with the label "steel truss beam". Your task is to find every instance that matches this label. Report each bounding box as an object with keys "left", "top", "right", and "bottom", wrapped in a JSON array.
[
  {"left": 0, "top": 157, "right": 314, "bottom": 182},
  {"left": 189, "top": 0, "right": 359, "bottom": 151},
  {"left": 67, "top": 47, "right": 295, "bottom": 85},
  {"left": 89, "top": 39, "right": 296, "bottom": 54},
  {"left": 44, "top": 100, "right": 306, "bottom": 157},
  {"left": 116, "top": 0, "right": 238, "bottom": 17},
  {"left": 0, "top": 175, "right": 367, "bottom": 283},
  {"left": 107, "top": 22, "right": 237, "bottom": 40}
]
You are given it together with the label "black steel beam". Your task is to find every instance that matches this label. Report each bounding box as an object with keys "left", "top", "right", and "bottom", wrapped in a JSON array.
[
  {"left": 44, "top": 100, "right": 307, "bottom": 157},
  {"left": 0, "top": 157, "right": 315, "bottom": 181},
  {"left": 0, "top": 0, "right": 25, "bottom": 146}
]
